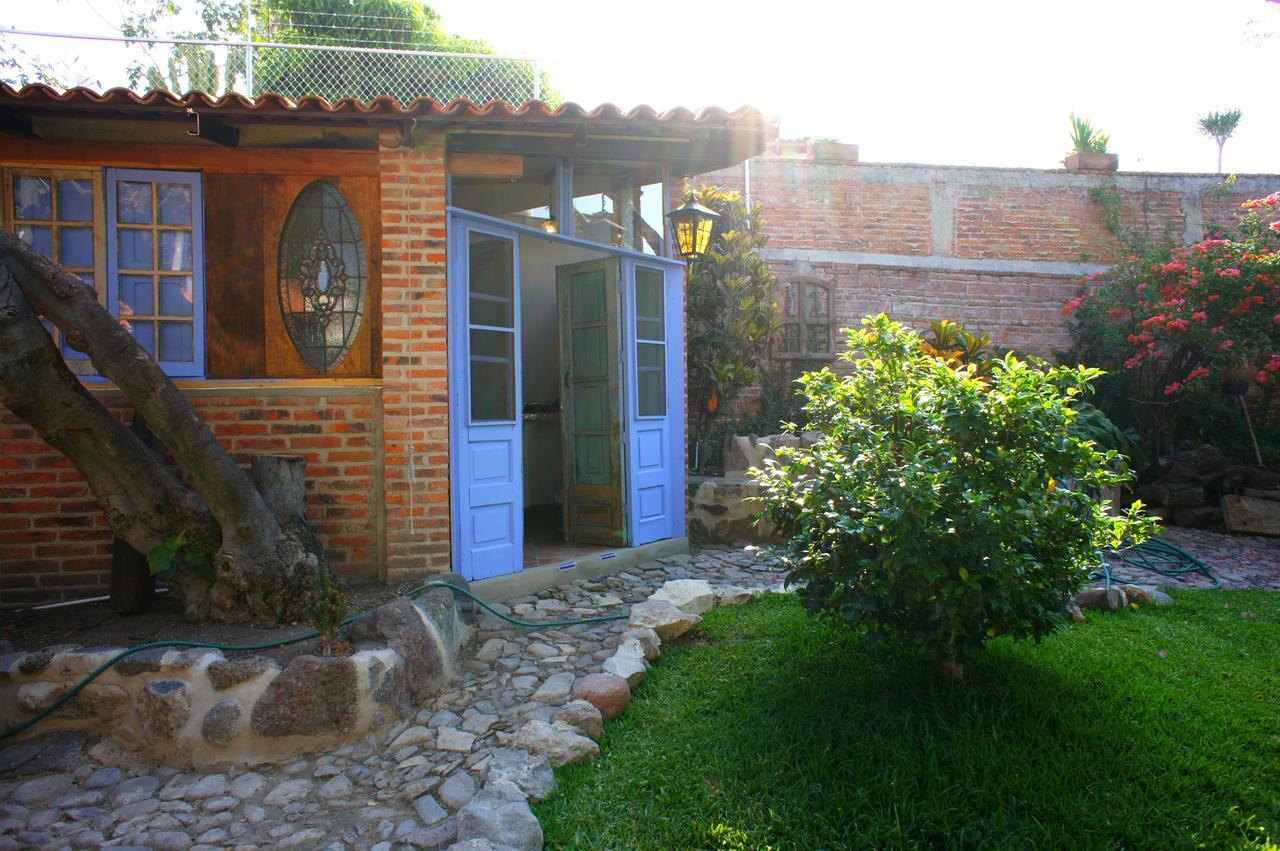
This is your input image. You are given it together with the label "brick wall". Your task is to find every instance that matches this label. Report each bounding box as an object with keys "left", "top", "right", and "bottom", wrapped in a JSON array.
[
  {"left": 377, "top": 131, "right": 451, "bottom": 584},
  {"left": 704, "top": 148, "right": 1280, "bottom": 358},
  {"left": 0, "top": 385, "right": 381, "bottom": 608}
]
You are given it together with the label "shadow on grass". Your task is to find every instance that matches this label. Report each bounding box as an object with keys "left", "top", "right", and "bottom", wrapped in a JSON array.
[{"left": 537, "top": 593, "right": 1280, "bottom": 851}]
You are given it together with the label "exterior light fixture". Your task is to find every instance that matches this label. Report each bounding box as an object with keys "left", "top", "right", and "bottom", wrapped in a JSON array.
[
  {"left": 541, "top": 220, "right": 558, "bottom": 234},
  {"left": 665, "top": 183, "right": 719, "bottom": 261}
]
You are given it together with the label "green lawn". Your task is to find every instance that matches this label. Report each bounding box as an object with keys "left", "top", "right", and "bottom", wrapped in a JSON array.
[{"left": 535, "top": 591, "right": 1280, "bottom": 850}]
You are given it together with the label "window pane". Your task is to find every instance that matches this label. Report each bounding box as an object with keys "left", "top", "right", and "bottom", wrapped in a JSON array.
[
  {"left": 470, "top": 329, "right": 514, "bottom": 422},
  {"left": 451, "top": 155, "right": 558, "bottom": 228},
  {"left": 159, "top": 321, "right": 193, "bottom": 362},
  {"left": 16, "top": 225, "right": 53, "bottom": 259},
  {"left": 781, "top": 323, "right": 801, "bottom": 353},
  {"left": 116, "top": 181, "right": 152, "bottom": 223},
  {"left": 468, "top": 233, "right": 513, "bottom": 328},
  {"left": 637, "top": 342, "right": 665, "bottom": 416},
  {"left": 159, "top": 276, "right": 193, "bottom": 316},
  {"left": 57, "top": 179, "right": 94, "bottom": 221},
  {"left": 807, "top": 284, "right": 829, "bottom": 319},
  {"left": 14, "top": 176, "right": 51, "bottom": 220},
  {"left": 635, "top": 268, "right": 664, "bottom": 341},
  {"left": 782, "top": 283, "right": 797, "bottom": 317},
  {"left": 118, "top": 229, "right": 153, "bottom": 269},
  {"left": 157, "top": 184, "right": 192, "bottom": 225},
  {"left": 59, "top": 227, "right": 93, "bottom": 268},
  {"left": 129, "top": 320, "right": 155, "bottom": 355},
  {"left": 119, "top": 275, "right": 154, "bottom": 315},
  {"left": 807, "top": 324, "right": 831, "bottom": 354},
  {"left": 159, "top": 231, "right": 192, "bottom": 271},
  {"left": 572, "top": 163, "right": 662, "bottom": 252}
]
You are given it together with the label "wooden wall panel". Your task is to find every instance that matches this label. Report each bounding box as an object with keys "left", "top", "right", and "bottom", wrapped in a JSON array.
[
  {"left": 205, "top": 174, "right": 266, "bottom": 378},
  {"left": 262, "top": 174, "right": 381, "bottom": 378}
]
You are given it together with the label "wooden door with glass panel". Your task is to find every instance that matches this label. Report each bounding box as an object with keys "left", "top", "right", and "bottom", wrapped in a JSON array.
[{"left": 557, "top": 258, "right": 624, "bottom": 546}]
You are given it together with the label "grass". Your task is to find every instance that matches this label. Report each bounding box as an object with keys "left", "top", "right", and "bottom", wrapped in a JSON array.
[{"left": 534, "top": 591, "right": 1280, "bottom": 850}]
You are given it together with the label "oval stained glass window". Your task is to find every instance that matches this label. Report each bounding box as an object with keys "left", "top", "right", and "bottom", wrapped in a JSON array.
[{"left": 277, "top": 181, "right": 367, "bottom": 371}]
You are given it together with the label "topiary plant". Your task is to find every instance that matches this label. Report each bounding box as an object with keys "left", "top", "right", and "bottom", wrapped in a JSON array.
[{"left": 753, "top": 315, "right": 1156, "bottom": 676}]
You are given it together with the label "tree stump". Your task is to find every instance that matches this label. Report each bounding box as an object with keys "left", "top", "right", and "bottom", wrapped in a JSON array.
[{"left": 250, "top": 454, "right": 323, "bottom": 566}]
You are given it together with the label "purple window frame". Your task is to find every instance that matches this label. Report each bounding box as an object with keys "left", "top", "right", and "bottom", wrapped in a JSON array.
[{"left": 105, "top": 168, "right": 206, "bottom": 378}]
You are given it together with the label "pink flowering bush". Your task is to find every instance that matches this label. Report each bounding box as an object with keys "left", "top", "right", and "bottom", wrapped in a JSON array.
[{"left": 1064, "top": 191, "right": 1280, "bottom": 458}]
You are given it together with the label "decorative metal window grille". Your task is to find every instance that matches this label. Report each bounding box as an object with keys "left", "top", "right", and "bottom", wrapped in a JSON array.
[
  {"left": 777, "top": 280, "right": 834, "bottom": 358},
  {"left": 277, "top": 181, "right": 366, "bottom": 371}
]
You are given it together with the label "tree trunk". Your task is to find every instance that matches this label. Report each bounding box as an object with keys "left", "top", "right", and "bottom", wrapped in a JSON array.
[
  {"left": 0, "top": 230, "right": 312, "bottom": 624},
  {"left": 109, "top": 416, "right": 165, "bottom": 614}
]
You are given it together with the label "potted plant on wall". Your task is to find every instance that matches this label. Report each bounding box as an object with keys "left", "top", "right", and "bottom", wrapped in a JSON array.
[{"left": 1064, "top": 113, "right": 1119, "bottom": 172}]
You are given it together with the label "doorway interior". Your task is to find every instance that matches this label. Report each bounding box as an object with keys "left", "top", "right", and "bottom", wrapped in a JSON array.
[{"left": 518, "top": 236, "right": 622, "bottom": 567}]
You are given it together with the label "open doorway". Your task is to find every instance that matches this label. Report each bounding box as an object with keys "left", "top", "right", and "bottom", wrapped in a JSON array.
[{"left": 517, "top": 236, "right": 623, "bottom": 568}]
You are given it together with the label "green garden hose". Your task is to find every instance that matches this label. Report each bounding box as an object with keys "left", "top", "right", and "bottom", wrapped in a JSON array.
[{"left": 0, "top": 581, "right": 627, "bottom": 741}]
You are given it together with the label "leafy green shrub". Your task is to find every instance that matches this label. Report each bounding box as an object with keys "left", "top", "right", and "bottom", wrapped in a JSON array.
[{"left": 754, "top": 316, "right": 1155, "bottom": 669}]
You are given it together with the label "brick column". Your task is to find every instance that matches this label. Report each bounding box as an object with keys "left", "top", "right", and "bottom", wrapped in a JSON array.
[{"left": 378, "top": 131, "right": 451, "bottom": 583}]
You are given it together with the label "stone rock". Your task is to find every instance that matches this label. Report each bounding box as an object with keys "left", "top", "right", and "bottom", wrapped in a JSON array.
[
  {"left": 650, "top": 579, "right": 717, "bottom": 614},
  {"left": 688, "top": 476, "right": 774, "bottom": 543},
  {"left": 184, "top": 773, "right": 227, "bottom": 799},
  {"left": 230, "top": 771, "right": 268, "bottom": 798},
  {"left": 347, "top": 599, "right": 446, "bottom": 697},
  {"left": 620, "top": 627, "right": 661, "bottom": 662},
  {"left": 16, "top": 682, "right": 126, "bottom": 719},
  {"left": 448, "top": 840, "right": 520, "bottom": 851},
  {"left": 404, "top": 816, "right": 459, "bottom": 848},
  {"left": 512, "top": 719, "right": 599, "bottom": 767},
  {"left": 390, "top": 725, "right": 435, "bottom": 749},
  {"left": 200, "top": 699, "right": 243, "bottom": 747},
  {"left": 713, "top": 585, "right": 758, "bottom": 607},
  {"left": 531, "top": 672, "right": 575, "bottom": 703},
  {"left": 414, "top": 794, "right": 449, "bottom": 824},
  {"left": 1153, "top": 480, "right": 1207, "bottom": 509},
  {"left": 1120, "top": 584, "right": 1155, "bottom": 606},
  {"left": 135, "top": 680, "right": 192, "bottom": 739},
  {"left": 1074, "top": 587, "right": 1128, "bottom": 612},
  {"left": 551, "top": 700, "right": 604, "bottom": 740},
  {"left": 628, "top": 598, "right": 701, "bottom": 640},
  {"left": 473, "top": 638, "right": 506, "bottom": 663},
  {"left": 12, "top": 773, "right": 72, "bottom": 805},
  {"left": 205, "top": 657, "right": 273, "bottom": 690},
  {"left": 484, "top": 748, "right": 556, "bottom": 801},
  {"left": 0, "top": 730, "right": 86, "bottom": 778},
  {"left": 1064, "top": 602, "right": 1086, "bottom": 624},
  {"left": 83, "top": 766, "right": 122, "bottom": 790},
  {"left": 14, "top": 645, "right": 75, "bottom": 676},
  {"left": 263, "top": 778, "right": 312, "bottom": 806},
  {"left": 1150, "top": 589, "right": 1175, "bottom": 606},
  {"left": 455, "top": 782, "right": 543, "bottom": 851},
  {"left": 601, "top": 640, "right": 648, "bottom": 687},
  {"left": 570, "top": 673, "right": 630, "bottom": 721},
  {"left": 318, "top": 774, "right": 353, "bottom": 799},
  {"left": 250, "top": 655, "right": 358, "bottom": 737},
  {"left": 1223, "top": 494, "right": 1280, "bottom": 537},
  {"left": 462, "top": 713, "right": 499, "bottom": 736},
  {"left": 439, "top": 771, "right": 478, "bottom": 810},
  {"left": 438, "top": 727, "right": 478, "bottom": 753},
  {"left": 109, "top": 775, "right": 160, "bottom": 806}
]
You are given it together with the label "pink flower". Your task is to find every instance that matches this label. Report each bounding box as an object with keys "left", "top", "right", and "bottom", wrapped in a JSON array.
[
  {"left": 1219, "top": 339, "right": 1235, "bottom": 350},
  {"left": 1164, "top": 381, "right": 1183, "bottom": 395},
  {"left": 1270, "top": 221, "right": 1280, "bottom": 233},
  {"left": 1191, "top": 311, "right": 1208, "bottom": 321},
  {"left": 1158, "top": 650, "right": 1167, "bottom": 658},
  {"left": 1216, "top": 268, "right": 1242, "bottom": 277}
]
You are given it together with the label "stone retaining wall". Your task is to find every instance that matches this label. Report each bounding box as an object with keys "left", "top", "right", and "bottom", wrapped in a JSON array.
[{"left": 0, "top": 588, "right": 470, "bottom": 767}]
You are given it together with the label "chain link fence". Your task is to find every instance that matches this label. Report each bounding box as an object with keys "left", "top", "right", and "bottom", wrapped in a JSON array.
[{"left": 1, "top": 29, "right": 558, "bottom": 106}]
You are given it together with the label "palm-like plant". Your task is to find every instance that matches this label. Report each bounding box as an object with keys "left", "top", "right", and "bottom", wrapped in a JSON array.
[
  {"left": 1197, "top": 109, "right": 1242, "bottom": 174},
  {"left": 1069, "top": 113, "right": 1110, "bottom": 153}
]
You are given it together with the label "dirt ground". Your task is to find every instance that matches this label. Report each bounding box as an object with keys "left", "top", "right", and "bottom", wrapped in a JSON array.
[{"left": 0, "top": 579, "right": 421, "bottom": 662}]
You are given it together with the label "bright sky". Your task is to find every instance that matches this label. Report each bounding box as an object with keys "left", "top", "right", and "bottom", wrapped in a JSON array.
[{"left": 5, "top": 0, "right": 1279, "bottom": 173}]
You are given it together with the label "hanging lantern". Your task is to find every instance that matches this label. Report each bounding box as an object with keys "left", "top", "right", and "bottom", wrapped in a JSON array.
[{"left": 666, "top": 190, "right": 719, "bottom": 261}]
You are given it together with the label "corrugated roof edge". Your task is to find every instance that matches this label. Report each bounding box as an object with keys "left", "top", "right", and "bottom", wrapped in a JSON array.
[{"left": 0, "top": 83, "right": 779, "bottom": 131}]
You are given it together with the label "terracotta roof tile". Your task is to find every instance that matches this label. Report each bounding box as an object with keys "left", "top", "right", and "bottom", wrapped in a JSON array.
[{"left": 0, "top": 83, "right": 776, "bottom": 132}]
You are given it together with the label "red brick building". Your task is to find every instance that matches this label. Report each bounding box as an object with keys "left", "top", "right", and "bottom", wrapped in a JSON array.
[{"left": 0, "top": 84, "right": 773, "bottom": 607}]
